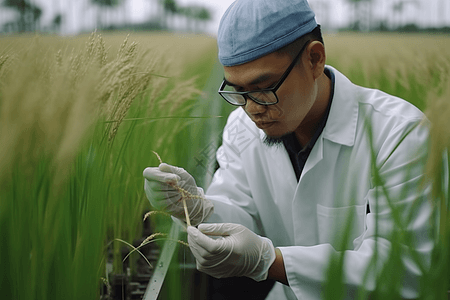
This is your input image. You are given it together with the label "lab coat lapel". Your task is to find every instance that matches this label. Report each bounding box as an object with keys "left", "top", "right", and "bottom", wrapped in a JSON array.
[
  {"left": 259, "top": 130, "right": 297, "bottom": 243},
  {"left": 292, "top": 66, "right": 360, "bottom": 245},
  {"left": 299, "top": 66, "right": 358, "bottom": 178}
]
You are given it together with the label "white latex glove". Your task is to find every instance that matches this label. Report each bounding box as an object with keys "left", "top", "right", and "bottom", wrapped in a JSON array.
[
  {"left": 143, "top": 163, "right": 214, "bottom": 226},
  {"left": 187, "top": 223, "right": 276, "bottom": 282}
]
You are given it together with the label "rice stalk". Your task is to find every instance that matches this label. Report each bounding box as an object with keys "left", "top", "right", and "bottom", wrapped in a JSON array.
[
  {"left": 100, "top": 277, "right": 112, "bottom": 298},
  {"left": 120, "top": 232, "right": 190, "bottom": 269},
  {"left": 318, "top": 34, "right": 450, "bottom": 299},
  {"left": 114, "top": 238, "right": 154, "bottom": 268},
  {"left": 424, "top": 64, "right": 450, "bottom": 253}
]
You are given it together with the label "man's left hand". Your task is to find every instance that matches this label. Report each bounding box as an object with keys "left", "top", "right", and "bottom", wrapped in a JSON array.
[{"left": 187, "top": 223, "right": 276, "bottom": 281}]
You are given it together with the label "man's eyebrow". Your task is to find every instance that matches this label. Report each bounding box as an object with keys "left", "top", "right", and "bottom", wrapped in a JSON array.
[
  {"left": 250, "top": 73, "right": 273, "bottom": 86},
  {"left": 223, "top": 77, "right": 239, "bottom": 87},
  {"left": 223, "top": 73, "right": 276, "bottom": 89}
]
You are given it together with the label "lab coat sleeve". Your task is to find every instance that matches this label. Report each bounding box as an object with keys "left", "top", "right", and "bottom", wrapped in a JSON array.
[
  {"left": 280, "top": 118, "right": 435, "bottom": 299},
  {"left": 204, "top": 110, "right": 263, "bottom": 234}
]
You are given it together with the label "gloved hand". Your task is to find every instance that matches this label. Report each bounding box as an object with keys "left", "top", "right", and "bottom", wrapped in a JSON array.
[
  {"left": 143, "top": 163, "right": 214, "bottom": 226},
  {"left": 187, "top": 223, "right": 276, "bottom": 282}
]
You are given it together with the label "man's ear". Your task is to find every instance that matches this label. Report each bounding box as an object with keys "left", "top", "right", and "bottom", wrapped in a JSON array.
[{"left": 306, "top": 41, "right": 326, "bottom": 80}]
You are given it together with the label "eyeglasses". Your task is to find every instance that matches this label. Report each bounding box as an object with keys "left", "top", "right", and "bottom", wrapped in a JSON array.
[{"left": 218, "top": 41, "right": 310, "bottom": 106}]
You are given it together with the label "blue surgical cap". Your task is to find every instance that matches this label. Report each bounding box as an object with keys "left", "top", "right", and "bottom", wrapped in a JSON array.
[{"left": 218, "top": 0, "right": 317, "bottom": 67}]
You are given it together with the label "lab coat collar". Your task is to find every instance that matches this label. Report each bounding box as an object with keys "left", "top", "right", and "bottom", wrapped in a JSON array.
[
  {"left": 257, "top": 66, "right": 358, "bottom": 147},
  {"left": 322, "top": 66, "right": 359, "bottom": 147}
]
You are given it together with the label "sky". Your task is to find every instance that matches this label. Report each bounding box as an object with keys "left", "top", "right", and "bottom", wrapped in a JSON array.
[{"left": 1, "top": 0, "right": 449, "bottom": 35}]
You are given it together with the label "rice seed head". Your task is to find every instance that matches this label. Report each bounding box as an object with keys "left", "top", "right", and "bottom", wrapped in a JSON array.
[
  {"left": 143, "top": 210, "right": 171, "bottom": 221},
  {"left": 140, "top": 233, "right": 189, "bottom": 248},
  {"left": 117, "top": 34, "right": 130, "bottom": 59},
  {"left": 152, "top": 151, "right": 163, "bottom": 164},
  {"left": 107, "top": 75, "right": 152, "bottom": 142},
  {"left": 86, "top": 31, "right": 96, "bottom": 58},
  {"left": 97, "top": 34, "right": 108, "bottom": 67},
  {"left": 177, "top": 240, "right": 190, "bottom": 248},
  {"left": 94, "top": 36, "right": 156, "bottom": 143},
  {"left": 0, "top": 54, "right": 11, "bottom": 72},
  {"left": 140, "top": 232, "right": 167, "bottom": 247},
  {"left": 55, "top": 49, "right": 63, "bottom": 66}
]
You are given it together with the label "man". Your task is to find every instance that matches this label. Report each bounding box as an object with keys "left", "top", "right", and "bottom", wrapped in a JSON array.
[{"left": 143, "top": 0, "right": 434, "bottom": 299}]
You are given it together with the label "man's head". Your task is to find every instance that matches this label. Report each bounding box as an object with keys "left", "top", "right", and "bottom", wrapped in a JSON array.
[{"left": 217, "top": 0, "right": 329, "bottom": 146}]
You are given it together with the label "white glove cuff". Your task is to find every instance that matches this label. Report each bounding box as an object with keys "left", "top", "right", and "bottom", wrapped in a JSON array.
[{"left": 248, "top": 236, "right": 276, "bottom": 282}]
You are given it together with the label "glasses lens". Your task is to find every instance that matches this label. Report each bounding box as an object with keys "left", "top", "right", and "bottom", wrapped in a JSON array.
[
  {"left": 221, "top": 93, "right": 246, "bottom": 105},
  {"left": 220, "top": 83, "right": 246, "bottom": 105},
  {"left": 247, "top": 91, "right": 277, "bottom": 105}
]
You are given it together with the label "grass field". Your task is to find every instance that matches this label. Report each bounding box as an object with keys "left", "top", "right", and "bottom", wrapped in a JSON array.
[{"left": 0, "top": 31, "right": 449, "bottom": 299}]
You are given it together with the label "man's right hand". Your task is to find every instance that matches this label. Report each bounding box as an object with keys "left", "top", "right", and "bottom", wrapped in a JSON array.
[{"left": 143, "top": 163, "right": 214, "bottom": 226}]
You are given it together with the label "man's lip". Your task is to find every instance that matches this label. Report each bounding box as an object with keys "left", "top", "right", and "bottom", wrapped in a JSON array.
[{"left": 255, "top": 121, "right": 276, "bottom": 129}]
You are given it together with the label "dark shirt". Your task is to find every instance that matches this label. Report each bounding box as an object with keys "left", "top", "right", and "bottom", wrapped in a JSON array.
[{"left": 283, "top": 67, "right": 335, "bottom": 181}]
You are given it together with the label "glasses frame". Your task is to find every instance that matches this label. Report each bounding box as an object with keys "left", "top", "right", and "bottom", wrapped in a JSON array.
[{"left": 218, "top": 40, "right": 311, "bottom": 106}]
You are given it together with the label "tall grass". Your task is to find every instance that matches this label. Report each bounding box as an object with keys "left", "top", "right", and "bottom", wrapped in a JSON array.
[
  {"left": 0, "top": 32, "right": 219, "bottom": 299},
  {"left": 322, "top": 33, "right": 450, "bottom": 299}
]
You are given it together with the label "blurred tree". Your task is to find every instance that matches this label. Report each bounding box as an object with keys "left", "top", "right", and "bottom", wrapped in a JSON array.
[
  {"left": 180, "top": 5, "right": 211, "bottom": 33},
  {"left": 151, "top": 0, "right": 211, "bottom": 32},
  {"left": 52, "top": 13, "right": 62, "bottom": 33},
  {"left": 3, "top": 0, "right": 27, "bottom": 32},
  {"left": 91, "top": 0, "right": 122, "bottom": 30},
  {"left": 345, "top": 0, "right": 373, "bottom": 31},
  {"left": 50, "top": 0, "right": 62, "bottom": 33},
  {"left": 2, "top": 0, "right": 42, "bottom": 32},
  {"left": 310, "top": 0, "right": 331, "bottom": 31},
  {"left": 30, "top": 4, "right": 41, "bottom": 31},
  {"left": 161, "top": 0, "right": 177, "bottom": 13},
  {"left": 391, "top": 0, "right": 419, "bottom": 30},
  {"left": 158, "top": 0, "right": 178, "bottom": 29}
]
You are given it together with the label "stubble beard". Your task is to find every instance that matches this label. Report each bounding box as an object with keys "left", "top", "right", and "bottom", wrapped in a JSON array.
[{"left": 263, "top": 132, "right": 293, "bottom": 148}]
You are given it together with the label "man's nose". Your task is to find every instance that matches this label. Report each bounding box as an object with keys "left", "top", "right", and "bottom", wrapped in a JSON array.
[{"left": 244, "top": 97, "right": 266, "bottom": 115}]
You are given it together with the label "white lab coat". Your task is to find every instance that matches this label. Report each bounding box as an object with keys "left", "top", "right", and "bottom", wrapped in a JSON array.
[{"left": 205, "top": 66, "right": 433, "bottom": 299}]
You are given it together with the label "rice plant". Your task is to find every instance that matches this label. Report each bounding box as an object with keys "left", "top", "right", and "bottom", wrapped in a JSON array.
[
  {"left": 0, "top": 32, "right": 218, "bottom": 300},
  {"left": 321, "top": 33, "right": 450, "bottom": 300}
]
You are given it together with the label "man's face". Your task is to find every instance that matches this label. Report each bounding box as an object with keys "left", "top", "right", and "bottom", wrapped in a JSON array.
[{"left": 223, "top": 50, "right": 318, "bottom": 144}]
